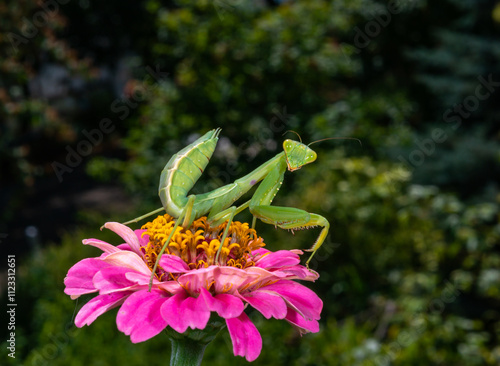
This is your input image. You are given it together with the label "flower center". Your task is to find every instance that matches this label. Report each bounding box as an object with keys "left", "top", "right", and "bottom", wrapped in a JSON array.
[{"left": 141, "top": 214, "right": 266, "bottom": 276}]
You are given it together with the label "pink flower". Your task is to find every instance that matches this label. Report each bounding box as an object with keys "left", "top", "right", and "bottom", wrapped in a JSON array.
[{"left": 64, "top": 215, "right": 322, "bottom": 362}]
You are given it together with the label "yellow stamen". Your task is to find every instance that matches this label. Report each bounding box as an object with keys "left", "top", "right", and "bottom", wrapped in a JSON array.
[{"left": 141, "top": 214, "right": 266, "bottom": 279}]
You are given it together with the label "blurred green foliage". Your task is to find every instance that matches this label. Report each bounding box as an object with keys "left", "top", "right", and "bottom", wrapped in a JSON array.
[
  {"left": 1, "top": 0, "right": 500, "bottom": 365},
  {"left": 0, "top": 0, "right": 78, "bottom": 221}
]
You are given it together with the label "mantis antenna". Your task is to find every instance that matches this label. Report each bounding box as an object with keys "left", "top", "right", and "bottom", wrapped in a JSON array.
[
  {"left": 282, "top": 130, "right": 302, "bottom": 143},
  {"left": 308, "top": 137, "right": 362, "bottom": 147},
  {"left": 281, "top": 131, "right": 361, "bottom": 147}
]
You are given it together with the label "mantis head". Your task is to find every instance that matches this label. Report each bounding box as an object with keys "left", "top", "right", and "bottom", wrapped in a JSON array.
[{"left": 283, "top": 139, "right": 317, "bottom": 171}]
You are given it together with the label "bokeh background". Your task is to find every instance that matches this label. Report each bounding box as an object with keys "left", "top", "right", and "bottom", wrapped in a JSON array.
[{"left": 1, "top": 0, "right": 500, "bottom": 365}]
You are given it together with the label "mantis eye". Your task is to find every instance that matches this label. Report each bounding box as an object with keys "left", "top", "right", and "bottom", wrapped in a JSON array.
[
  {"left": 305, "top": 150, "right": 317, "bottom": 163},
  {"left": 283, "top": 140, "right": 294, "bottom": 151}
]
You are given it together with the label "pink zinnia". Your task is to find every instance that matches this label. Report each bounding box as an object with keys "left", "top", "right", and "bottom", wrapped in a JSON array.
[{"left": 64, "top": 214, "right": 323, "bottom": 362}]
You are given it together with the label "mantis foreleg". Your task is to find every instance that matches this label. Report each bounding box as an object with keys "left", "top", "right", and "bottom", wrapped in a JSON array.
[
  {"left": 253, "top": 206, "right": 329, "bottom": 267},
  {"left": 249, "top": 159, "right": 330, "bottom": 267}
]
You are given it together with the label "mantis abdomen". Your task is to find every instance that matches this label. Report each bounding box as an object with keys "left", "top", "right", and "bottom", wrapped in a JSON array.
[{"left": 158, "top": 128, "right": 221, "bottom": 217}]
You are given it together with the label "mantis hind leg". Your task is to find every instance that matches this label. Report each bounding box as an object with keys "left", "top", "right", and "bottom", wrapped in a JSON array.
[
  {"left": 148, "top": 195, "right": 196, "bottom": 291},
  {"left": 214, "top": 206, "right": 237, "bottom": 264},
  {"left": 206, "top": 199, "right": 251, "bottom": 227},
  {"left": 105, "top": 207, "right": 165, "bottom": 230},
  {"left": 249, "top": 205, "right": 330, "bottom": 268},
  {"left": 206, "top": 200, "right": 252, "bottom": 263}
]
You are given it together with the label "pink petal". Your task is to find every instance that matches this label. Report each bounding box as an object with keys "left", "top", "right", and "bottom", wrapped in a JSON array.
[
  {"left": 124, "top": 272, "right": 156, "bottom": 286},
  {"left": 102, "top": 251, "right": 151, "bottom": 274},
  {"left": 117, "top": 289, "right": 169, "bottom": 342},
  {"left": 250, "top": 248, "right": 269, "bottom": 257},
  {"left": 252, "top": 249, "right": 318, "bottom": 281},
  {"left": 212, "top": 266, "right": 261, "bottom": 294},
  {"left": 160, "top": 291, "right": 210, "bottom": 333},
  {"left": 285, "top": 308, "right": 320, "bottom": 334},
  {"left": 117, "top": 244, "right": 133, "bottom": 252},
  {"left": 254, "top": 250, "right": 300, "bottom": 269},
  {"left": 136, "top": 229, "right": 149, "bottom": 246},
  {"left": 103, "top": 222, "right": 142, "bottom": 256},
  {"left": 93, "top": 267, "right": 139, "bottom": 294},
  {"left": 199, "top": 287, "right": 244, "bottom": 319},
  {"left": 269, "top": 265, "right": 319, "bottom": 281},
  {"left": 241, "top": 290, "right": 287, "bottom": 319},
  {"left": 115, "top": 230, "right": 148, "bottom": 255},
  {"left": 226, "top": 312, "right": 262, "bottom": 362},
  {"left": 303, "top": 267, "right": 320, "bottom": 281},
  {"left": 177, "top": 266, "right": 216, "bottom": 293},
  {"left": 131, "top": 296, "right": 170, "bottom": 343},
  {"left": 83, "top": 239, "right": 121, "bottom": 255},
  {"left": 64, "top": 258, "right": 110, "bottom": 298},
  {"left": 75, "top": 291, "right": 132, "bottom": 327},
  {"left": 238, "top": 267, "right": 280, "bottom": 291},
  {"left": 181, "top": 295, "right": 211, "bottom": 330},
  {"left": 160, "top": 292, "right": 187, "bottom": 332},
  {"left": 122, "top": 272, "right": 183, "bottom": 294},
  {"left": 123, "top": 273, "right": 180, "bottom": 295},
  {"left": 159, "top": 254, "right": 191, "bottom": 273},
  {"left": 156, "top": 280, "right": 185, "bottom": 294},
  {"left": 260, "top": 281, "right": 322, "bottom": 321}
]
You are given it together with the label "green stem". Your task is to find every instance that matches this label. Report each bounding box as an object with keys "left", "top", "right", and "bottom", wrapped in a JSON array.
[
  {"left": 170, "top": 337, "right": 208, "bottom": 366},
  {"left": 166, "top": 319, "right": 225, "bottom": 366}
]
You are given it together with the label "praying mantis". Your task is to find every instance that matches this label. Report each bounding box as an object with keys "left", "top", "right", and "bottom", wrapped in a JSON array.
[{"left": 123, "top": 128, "right": 336, "bottom": 288}]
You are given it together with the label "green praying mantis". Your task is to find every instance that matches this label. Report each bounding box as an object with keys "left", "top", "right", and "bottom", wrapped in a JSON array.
[{"left": 122, "top": 128, "right": 350, "bottom": 289}]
